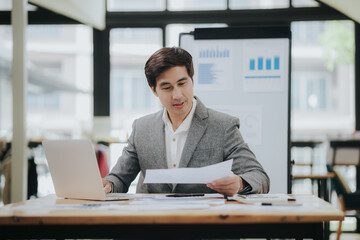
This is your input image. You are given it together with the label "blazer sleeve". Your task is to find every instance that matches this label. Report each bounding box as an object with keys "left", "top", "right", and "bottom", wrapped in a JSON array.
[
  {"left": 224, "top": 117, "right": 270, "bottom": 194},
  {"left": 104, "top": 120, "right": 141, "bottom": 193}
]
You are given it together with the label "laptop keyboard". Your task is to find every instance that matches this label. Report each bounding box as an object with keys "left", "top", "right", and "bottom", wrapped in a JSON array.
[{"left": 106, "top": 193, "right": 133, "bottom": 200}]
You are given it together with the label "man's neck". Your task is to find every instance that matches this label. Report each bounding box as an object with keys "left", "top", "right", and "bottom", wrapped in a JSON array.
[
  {"left": 168, "top": 102, "right": 193, "bottom": 131},
  {"left": 169, "top": 115, "right": 185, "bottom": 131}
]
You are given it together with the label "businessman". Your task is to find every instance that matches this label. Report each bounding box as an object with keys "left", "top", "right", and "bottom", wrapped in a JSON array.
[{"left": 103, "top": 47, "right": 270, "bottom": 196}]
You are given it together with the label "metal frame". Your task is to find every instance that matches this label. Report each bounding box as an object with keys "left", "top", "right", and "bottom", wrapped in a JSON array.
[{"left": 93, "top": 27, "right": 110, "bottom": 116}]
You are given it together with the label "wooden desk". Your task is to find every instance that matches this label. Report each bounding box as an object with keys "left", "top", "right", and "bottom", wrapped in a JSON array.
[
  {"left": 293, "top": 173, "right": 334, "bottom": 202},
  {"left": 293, "top": 174, "right": 335, "bottom": 240},
  {"left": 291, "top": 140, "right": 323, "bottom": 148},
  {"left": 0, "top": 194, "right": 343, "bottom": 240}
]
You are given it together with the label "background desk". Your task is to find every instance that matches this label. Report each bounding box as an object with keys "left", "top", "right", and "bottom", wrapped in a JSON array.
[
  {"left": 291, "top": 140, "right": 324, "bottom": 173},
  {"left": 293, "top": 173, "right": 334, "bottom": 202},
  {"left": 0, "top": 194, "right": 343, "bottom": 239}
]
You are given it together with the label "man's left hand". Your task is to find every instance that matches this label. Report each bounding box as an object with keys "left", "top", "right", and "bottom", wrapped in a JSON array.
[{"left": 206, "top": 174, "right": 244, "bottom": 196}]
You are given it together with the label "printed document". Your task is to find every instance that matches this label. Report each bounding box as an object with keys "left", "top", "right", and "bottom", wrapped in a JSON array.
[{"left": 143, "top": 159, "right": 233, "bottom": 184}]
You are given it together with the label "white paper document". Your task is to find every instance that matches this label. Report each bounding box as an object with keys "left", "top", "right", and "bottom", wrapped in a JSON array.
[
  {"left": 143, "top": 159, "right": 233, "bottom": 184},
  {"left": 232, "top": 193, "right": 296, "bottom": 204}
]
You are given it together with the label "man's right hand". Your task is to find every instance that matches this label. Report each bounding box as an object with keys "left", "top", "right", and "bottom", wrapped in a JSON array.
[{"left": 102, "top": 179, "right": 112, "bottom": 194}]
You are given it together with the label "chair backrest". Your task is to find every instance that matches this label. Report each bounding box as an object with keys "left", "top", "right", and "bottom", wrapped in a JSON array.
[
  {"left": 327, "top": 164, "right": 352, "bottom": 196},
  {"left": 328, "top": 140, "right": 360, "bottom": 166}
]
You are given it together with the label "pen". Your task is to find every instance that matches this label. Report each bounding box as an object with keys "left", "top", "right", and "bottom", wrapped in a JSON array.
[
  {"left": 261, "top": 202, "right": 302, "bottom": 206},
  {"left": 165, "top": 194, "right": 205, "bottom": 197}
]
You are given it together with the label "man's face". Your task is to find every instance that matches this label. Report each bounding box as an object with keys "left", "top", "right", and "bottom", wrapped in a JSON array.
[{"left": 152, "top": 66, "right": 194, "bottom": 122}]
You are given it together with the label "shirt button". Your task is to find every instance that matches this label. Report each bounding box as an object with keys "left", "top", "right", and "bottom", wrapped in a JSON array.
[
  {"left": 173, "top": 164, "right": 177, "bottom": 167},
  {"left": 172, "top": 138, "right": 176, "bottom": 142}
]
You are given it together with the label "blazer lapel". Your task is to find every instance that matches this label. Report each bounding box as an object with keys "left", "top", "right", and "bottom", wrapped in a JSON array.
[
  {"left": 150, "top": 113, "right": 168, "bottom": 170},
  {"left": 150, "top": 111, "right": 173, "bottom": 192},
  {"left": 179, "top": 98, "right": 209, "bottom": 169}
]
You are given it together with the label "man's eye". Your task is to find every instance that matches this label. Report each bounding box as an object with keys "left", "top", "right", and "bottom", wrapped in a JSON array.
[{"left": 162, "top": 87, "right": 171, "bottom": 90}]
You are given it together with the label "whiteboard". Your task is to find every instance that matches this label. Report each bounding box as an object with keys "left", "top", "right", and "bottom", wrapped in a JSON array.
[{"left": 180, "top": 28, "right": 291, "bottom": 193}]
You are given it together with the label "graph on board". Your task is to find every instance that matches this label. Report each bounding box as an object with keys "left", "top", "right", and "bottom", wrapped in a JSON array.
[
  {"left": 198, "top": 63, "right": 227, "bottom": 84},
  {"left": 249, "top": 56, "right": 280, "bottom": 71},
  {"left": 242, "top": 41, "right": 287, "bottom": 92},
  {"left": 199, "top": 46, "right": 230, "bottom": 58},
  {"left": 194, "top": 42, "right": 234, "bottom": 90}
]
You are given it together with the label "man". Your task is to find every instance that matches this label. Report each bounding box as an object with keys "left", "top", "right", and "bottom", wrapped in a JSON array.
[{"left": 103, "top": 47, "right": 269, "bottom": 196}]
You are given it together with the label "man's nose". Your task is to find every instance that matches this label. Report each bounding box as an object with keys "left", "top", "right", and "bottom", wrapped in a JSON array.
[{"left": 172, "top": 86, "right": 182, "bottom": 99}]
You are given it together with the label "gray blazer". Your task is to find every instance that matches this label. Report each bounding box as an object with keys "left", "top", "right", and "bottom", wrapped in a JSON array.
[{"left": 105, "top": 97, "right": 270, "bottom": 194}]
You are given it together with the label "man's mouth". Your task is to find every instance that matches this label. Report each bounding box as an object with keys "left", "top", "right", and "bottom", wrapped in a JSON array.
[{"left": 173, "top": 102, "right": 185, "bottom": 109}]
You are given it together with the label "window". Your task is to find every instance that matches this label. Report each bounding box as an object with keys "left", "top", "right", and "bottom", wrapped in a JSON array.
[
  {"left": 291, "top": 21, "right": 355, "bottom": 134},
  {"left": 0, "top": 0, "right": 11, "bottom": 10},
  {"left": 28, "top": 92, "right": 60, "bottom": 109},
  {"left": 230, "top": 0, "right": 289, "bottom": 9},
  {"left": 107, "top": 0, "right": 165, "bottom": 11},
  {"left": 110, "top": 28, "right": 163, "bottom": 136},
  {"left": 292, "top": 0, "right": 319, "bottom": 8},
  {"left": 0, "top": 0, "right": 37, "bottom": 11},
  {"left": 168, "top": 0, "right": 227, "bottom": 11},
  {"left": 0, "top": 25, "right": 93, "bottom": 138}
]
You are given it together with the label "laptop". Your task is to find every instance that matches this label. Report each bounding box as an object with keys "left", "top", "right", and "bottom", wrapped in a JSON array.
[{"left": 42, "top": 139, "right": 131, "bottom": 201}]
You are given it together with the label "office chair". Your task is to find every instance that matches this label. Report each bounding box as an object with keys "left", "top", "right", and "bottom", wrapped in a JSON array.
[{"left": 327, "top": 164, "right": 360, "bottom": 240}]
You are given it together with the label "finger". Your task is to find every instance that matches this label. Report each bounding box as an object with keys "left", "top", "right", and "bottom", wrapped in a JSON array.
[
  {"left": 211, "top": 186, "right": 235, "bottom": 192},
  {"left": 212, "top": 179, "right": 236, "bottom": 187},
  {"left": 207, "top": 183, "right": 235, "bottom": 193},
  {"left": 104, "top": 184, "right": 111, "bottom": 193},
  {"left": 212, "top": 175, "right": 238, "bottom": 185},
  {"left": 102, "top": 179, "right": 107, "bottom": 186}
]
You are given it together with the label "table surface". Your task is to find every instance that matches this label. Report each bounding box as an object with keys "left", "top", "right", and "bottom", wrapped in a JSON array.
[
  {"left": 0, "top": 194, "right": 344, "bottom": 225},
  {"left": 293, "top": 173, "right": 335, "bottom": 179}
]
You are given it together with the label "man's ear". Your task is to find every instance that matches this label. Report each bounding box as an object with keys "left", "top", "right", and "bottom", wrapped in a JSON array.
[{"left": 151, "top": 86, "right": 158, "bottom": 97}]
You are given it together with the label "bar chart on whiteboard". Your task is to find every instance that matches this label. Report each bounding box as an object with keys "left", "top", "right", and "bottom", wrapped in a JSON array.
[
  {"left": 242, "top": 39, "right": 287, "bottom": 92},
  {"left": 193, "top": 41, "right": 234, "bottom": 91}
]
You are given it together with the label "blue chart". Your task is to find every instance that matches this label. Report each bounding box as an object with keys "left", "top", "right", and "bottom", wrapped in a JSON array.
[
  {"left": 195, "top": 42, "right": 233, "bottom": 90},
  {"left": 249, "top": 56, "right": 280, "bottom": 71},
  {"left": 198, "top": 63, "right": 217, "bottom": 84},
  {"left": 199, "top": 47, "right": 229, "bottom": 58},
  {"left": 246, "top": 55, "right": 281, "bottom": 79},
  {"left": 242, "top": 41, "right": 286, "bottom": 92}
]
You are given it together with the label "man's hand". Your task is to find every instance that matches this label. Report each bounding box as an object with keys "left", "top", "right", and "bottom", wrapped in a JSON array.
[
  {"left": 206, "top": 174, "right": 244, "bottom": 196},
  {"left": 102, "top": 179, "right": 112, "bottom": 194}
]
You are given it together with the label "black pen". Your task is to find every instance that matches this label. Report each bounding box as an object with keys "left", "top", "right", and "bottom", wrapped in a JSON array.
[
  {"left": 223, "top": 195, "right": 228, "bottom": 201},
  {"left": 261, "top": 202, "right": 302, "bottom": 206},
  {"left": 165, "top": 194, "right": 205, "bottom": 197}
]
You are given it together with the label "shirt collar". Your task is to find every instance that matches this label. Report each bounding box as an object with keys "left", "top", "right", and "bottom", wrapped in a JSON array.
[{"left": 162, "top": 98, "right": 197, "bottom": 134}]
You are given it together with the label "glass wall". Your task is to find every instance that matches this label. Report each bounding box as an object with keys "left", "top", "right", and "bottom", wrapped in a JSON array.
[
  {"left": 110, "top": 28, "right": 163, "bottom": 141},
  {"left": 229, "top": 0, "right": 289, "bottom": 9},
  {"left": 0, "top": 25, "right": 93, "bottom": 139},
  {"left": 0, "top": 24, "right": 93, "bottom": 198},
  {"left": 168, "top": 0, "right": 227, "bottom": 11},
  {"left": 291, "top": 20, "right": 355, "bottom": 136},
  {"left": 107, "top": 0, "right": 166, "bottom": 11}
]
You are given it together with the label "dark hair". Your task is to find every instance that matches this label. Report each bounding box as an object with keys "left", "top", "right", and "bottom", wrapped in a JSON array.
[{"left": 144, "top": 47, "right": 194, "bottom": 90}]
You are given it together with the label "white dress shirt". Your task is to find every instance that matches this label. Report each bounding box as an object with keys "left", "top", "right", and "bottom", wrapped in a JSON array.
[{"left": 162, "top": 98, "right": 197, "bottom": 169}]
